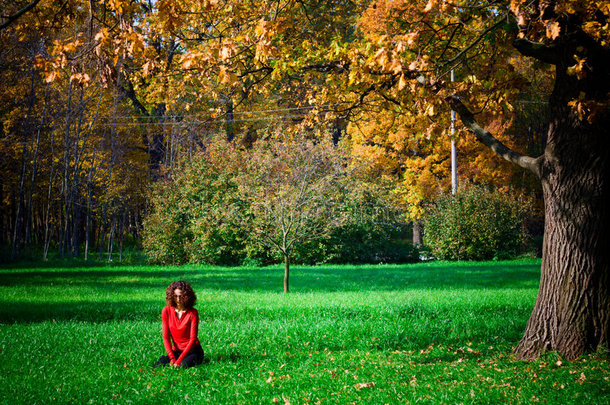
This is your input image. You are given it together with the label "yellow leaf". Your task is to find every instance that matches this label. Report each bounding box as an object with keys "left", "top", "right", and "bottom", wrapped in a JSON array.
[
  {"left": 424, "top": 104, "right": 435, "bottom": 116},
  {"left": 374, "top": 48, "right": 389, "bottom": 68},
  {"left": 567, "top": 56, "right": 587, "bottom": 80},
  {"left": 255, "top": 18, "right": 269, "bottom": 38},
  {"left": 45, "top": 71, "right": 58, "bottom": 83},
  {"left": 220, "top": 46, "right": 233, "bottom": 61},
  {"left": 424, "top": 0, "right": 436, "bottom": 13},
  {"left": 405, "top": 32, "right": 418, "bottom": 46},
  {"left": 94, "top": 28, "right": 108, "bottom": 42},
  {"left": 546, "top": 21, "right": 561, "bottom": 40},
  {"left": 142, "top": 60, "right": 155, "bottom": 76},
  {"left": 398, "top": 74, "right": 407, "bottom": 91},
  {"left": 509, "top": 0, "right": 522, "bottom": 15}
]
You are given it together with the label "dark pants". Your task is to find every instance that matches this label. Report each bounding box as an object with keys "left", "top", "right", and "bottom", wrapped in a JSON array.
[{"left": 154, "top": 344, "right": 204, "bottom": 369}]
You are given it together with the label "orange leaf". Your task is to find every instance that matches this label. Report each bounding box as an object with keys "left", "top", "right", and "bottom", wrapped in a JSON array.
[
  {"left": 546, "top": 21, "right": 561, "bottom": 40},
  {"left": 424, "top": 0, "right": 436, "bottom": 13},
  {"left": 45, "top": 71, "right": 58, "bottom": 83},
  {"left": 398, "top": 74, "right": 407, "bottom": 91}
]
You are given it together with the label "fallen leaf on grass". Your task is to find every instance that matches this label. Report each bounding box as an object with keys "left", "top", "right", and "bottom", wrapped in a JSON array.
[{"left": 355, "top": 382, "right": 375, "bottom": 390}]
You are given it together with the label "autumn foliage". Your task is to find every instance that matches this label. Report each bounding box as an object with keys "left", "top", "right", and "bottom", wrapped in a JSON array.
[{"left": 2, "top": 0, "right": 609, "bottom": 358}]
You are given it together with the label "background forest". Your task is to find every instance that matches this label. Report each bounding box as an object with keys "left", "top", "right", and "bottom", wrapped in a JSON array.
[{"left": 1, "top": 0, "right": 547, "bottom": 265}]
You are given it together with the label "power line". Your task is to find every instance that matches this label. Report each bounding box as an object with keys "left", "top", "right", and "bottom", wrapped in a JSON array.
[
  {"left": 93, "top": 104, "right": 333, "bottom": 120},
  {"left": 99, "top": 114, "right": 313, "bottom": 126}
]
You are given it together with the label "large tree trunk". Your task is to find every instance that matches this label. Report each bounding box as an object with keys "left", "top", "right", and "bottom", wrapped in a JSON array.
[
  {"left": 513, "top": 46, "right": 610, "bottom": 360},
  {"left": 514, "top": 124, "right": 610, "bottom": 360},
  {"left": 449, "top": 32, "right": 610, "bottom": 360}
]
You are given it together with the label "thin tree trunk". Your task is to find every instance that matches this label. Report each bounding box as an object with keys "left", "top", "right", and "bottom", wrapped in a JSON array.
[
  {"left": 11, "top": 64, "right": 37, "bottom": 258},
  {"left": 43, "top": 130, "right": 56, "bottom": 260},
  {"left": 70, "top": 86, "right": 87, "bottom": 258},
  {"left": 25, "top": 83, "right": 49, "bottom": 246},
  {"left": 11, "top": 128, "right": 28, "bottom": 258},
  {"left": 412, "top": 221, "right": 423, "bottom": 249},
  {"left": 61, "top": 79, "right": 74, "bottom": 257},
  {"left": 284, "top": 254, "right": 290, "bottom": 294},
  {"left": 107, "top": 215, "right": 115, "bottom": 263},
  {"left": 98, "top": 219, "right": 105, "bottom": 260},
  {"left": 225, "top": 97, "right": 235, "bottom": 142},
  {"left": 101, "top": 72, "right": 120, "bottom": 259},
  {"left": 84, "top": 183, "right": 92, "bottom": 260},
  {"left": 119, "top": 210, "right": 126, "bottom": 262}
]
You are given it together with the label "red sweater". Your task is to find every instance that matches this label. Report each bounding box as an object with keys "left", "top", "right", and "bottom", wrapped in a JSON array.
[{"left": 162, "top": 305, "right": 201, "bottom": 365}]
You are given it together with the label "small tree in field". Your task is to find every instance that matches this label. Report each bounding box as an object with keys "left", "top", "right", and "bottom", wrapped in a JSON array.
[{"left": 238, "top": 132, "right": 348, "bottom": 293}]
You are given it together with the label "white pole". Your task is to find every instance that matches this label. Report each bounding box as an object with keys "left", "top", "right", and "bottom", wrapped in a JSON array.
[{"left": 450, "top": 69, "right": 457, "bottom": 195}]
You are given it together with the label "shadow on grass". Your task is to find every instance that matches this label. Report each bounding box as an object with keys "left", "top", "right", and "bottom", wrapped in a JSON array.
[
  {"left": 0, "top": 261, "right": 540, "bottom": 325},
  {"left": 0, "top": 300, "right": 160, "bottom": 324},
  {"left": 0, "top": 261, "right": 541, "bottom": 293}
]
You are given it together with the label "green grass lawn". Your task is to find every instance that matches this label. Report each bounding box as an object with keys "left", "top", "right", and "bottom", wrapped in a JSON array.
[{"left": 0, "top": 259, "right": 608, "bottom": 404}]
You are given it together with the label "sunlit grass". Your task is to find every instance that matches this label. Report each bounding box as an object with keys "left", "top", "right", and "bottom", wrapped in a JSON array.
[{"left": 0, "top": 259, "right": 608, "bottom": 403}]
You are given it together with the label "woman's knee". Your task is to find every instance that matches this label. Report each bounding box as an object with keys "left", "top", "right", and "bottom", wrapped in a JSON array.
[{"left": 153, "top": 355, "right": 170, "bottom": 367}]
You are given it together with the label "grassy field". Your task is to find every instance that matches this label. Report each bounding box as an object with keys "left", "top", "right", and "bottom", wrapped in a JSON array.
[{"left": 0, "top": 259, "right": 608, "bottom": 404}]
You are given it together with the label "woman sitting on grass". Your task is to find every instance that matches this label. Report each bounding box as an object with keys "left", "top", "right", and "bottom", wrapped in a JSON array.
[{"left": 154, "top": 281, "right": 204, "bottom": 369}]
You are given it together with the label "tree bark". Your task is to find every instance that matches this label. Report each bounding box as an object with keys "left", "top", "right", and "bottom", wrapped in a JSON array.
[
  {"left": 513, "top": 65, "right": 610, "bottom": 360},
  {"left": 450, "top": 36, "right": 610, "bottom": 359},
  {"left": 284, "top": 254, "right": 290, "bottom": 294},
  {"left": 412, "top": 221, "right": 423, "bottom": 248},
  {"left": 225, "top": 97, "right": 235, "bottom": 142},
  {"left": 84, "top": 183, "right": 92, "bottom": 261},
  {"left": 510, "top": 32, "right": 610, "bottom": 359},
  {"left": 43, "top": 130, "right": 56, "bottom": 261}
]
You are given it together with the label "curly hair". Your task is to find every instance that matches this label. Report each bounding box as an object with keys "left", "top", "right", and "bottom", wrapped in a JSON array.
[{"left": 165, "top": 280, "right": 197, "bottom": 309}]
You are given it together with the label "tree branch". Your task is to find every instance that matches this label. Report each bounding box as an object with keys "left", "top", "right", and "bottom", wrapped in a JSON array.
[
  {"left": 513, "top": 38, "right": 560, "bottom": 65},
  {"left": 439, "top": 17, "right": 506, "bottom": 70},
  {"left": 0, "top": 0, "right": 41, "bottom": 31},
  {"left": 119, "top": 78, "right": 150, "bottom": 117},
  {"left": 445, "top": 95, "right": 542, "bottom": 177},
  {"left": 302, "top": 61, "right": 349, "bottom": 73}
]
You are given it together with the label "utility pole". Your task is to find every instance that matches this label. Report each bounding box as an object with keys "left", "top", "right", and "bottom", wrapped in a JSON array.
[{"left": 450, "top": 69, "right": 457, "bottom": 195}]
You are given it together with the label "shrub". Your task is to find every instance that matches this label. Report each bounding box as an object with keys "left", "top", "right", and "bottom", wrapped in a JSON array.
[
  {"left": 423, "top": 186, "right": 530, "bottom": 260},
  {"left": 143, "top": 142, "right": 251, "bottom": 265},
  {"left": 292, "top": 181, "right": 418, "bottom": 265},
  {"left": 143, "top": 135, "right": 416, "bottom": 266}
]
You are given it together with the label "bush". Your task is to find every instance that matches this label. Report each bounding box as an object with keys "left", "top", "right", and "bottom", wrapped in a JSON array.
[
  {"left": 291, "top": 181, "right": 418, "bottom": 265},
  {"left": 143, "top": 136, "right": 417, "bottom": 266},
  {"left": 423, "top": 186, "right": 530, "bottom": 260},
  {"left": 142, "top": 142, "right": 252, "bottom": 265}
]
